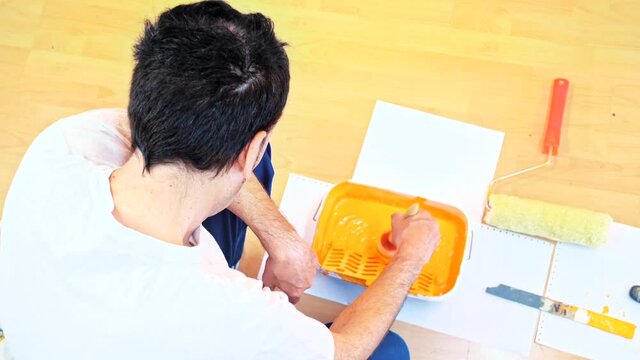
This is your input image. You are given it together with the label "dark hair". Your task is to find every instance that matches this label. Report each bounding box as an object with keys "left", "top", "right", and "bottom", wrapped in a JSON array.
[{"left": 128, "top": 0, "right": 289, "bottom": 173}]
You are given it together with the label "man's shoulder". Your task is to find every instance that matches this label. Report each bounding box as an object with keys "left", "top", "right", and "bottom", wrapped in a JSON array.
[
  {"left": 57, "top": 108, "right": 132, "bottom": 168},
  {"left": 3, "top": 109, "right": 132, "bottom": 223},
  {"left": 25, "top": 108, "right": 131, "bottom": 170},
  {"left": 57, "top": 108, "right": 129, "bottom": 132}
]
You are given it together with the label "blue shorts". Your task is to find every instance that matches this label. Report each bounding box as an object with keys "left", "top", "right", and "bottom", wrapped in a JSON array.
[
  {"left": 325, "top": 323, "right": 410, "bottom": 360},
  {"left": 202, "top": 144, "right": 275, "bottom": 267}
]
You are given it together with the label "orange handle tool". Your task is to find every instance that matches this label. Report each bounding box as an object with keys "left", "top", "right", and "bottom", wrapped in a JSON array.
[{"left": 543, "top": 78, "right": 569, "bottom": 156}]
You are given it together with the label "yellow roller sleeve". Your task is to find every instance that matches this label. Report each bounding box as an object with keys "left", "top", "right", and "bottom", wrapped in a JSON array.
[{"left": 484, "top": 194, "right": 612, "bottom": 247}]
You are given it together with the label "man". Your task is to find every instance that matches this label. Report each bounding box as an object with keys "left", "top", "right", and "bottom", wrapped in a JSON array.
[{"left": 0, "top": 1, "right": 441, "bottom": 359}]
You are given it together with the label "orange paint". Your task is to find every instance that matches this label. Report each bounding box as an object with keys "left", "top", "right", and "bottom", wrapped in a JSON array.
[{"left": 313, "top": 182, "right": 468, "bottom": 297}]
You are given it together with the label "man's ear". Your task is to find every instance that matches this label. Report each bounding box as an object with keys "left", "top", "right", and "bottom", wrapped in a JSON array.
[{"left": 237, "top": 131, "right": 270, "bottom": 179}]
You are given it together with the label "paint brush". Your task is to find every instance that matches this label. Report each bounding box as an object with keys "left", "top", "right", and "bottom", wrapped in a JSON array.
[
  {"left": 378, "top": 204, "right": 420, "bottom": 258},
  {"left": 487, "top": 284, "right": 637, "bottom": 339}
]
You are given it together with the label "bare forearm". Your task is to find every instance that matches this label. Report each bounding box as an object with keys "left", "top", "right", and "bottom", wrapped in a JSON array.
[
  {"left": 227, "top": 175, "right": 293, "bottom": 256},
  {"left": 330, "top": 258, "right": 422, "bottom": 360},
  {"left": 228, "top": 174, "right": 274, "bottom": 222},
  {"left": 228, "top": 174, "right": 317, "bottom": 302}
]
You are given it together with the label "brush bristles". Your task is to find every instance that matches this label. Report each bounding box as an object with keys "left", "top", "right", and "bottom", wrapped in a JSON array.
[{"left": 484, "top": 194, "right": 612, "bottom": 247}]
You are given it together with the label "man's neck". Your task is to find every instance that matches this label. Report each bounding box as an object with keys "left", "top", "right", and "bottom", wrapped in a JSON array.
[{"left": 109, "top": 152, "right": 220, "bottom": 246}]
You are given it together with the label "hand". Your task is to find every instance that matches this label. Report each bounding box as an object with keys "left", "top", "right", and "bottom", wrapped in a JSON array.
[
  {"left": 261, "top": 230, "right": 318, "bottom": 304},
  {"left": 390, "top": 208, "right": 441, "bottom": 267}
]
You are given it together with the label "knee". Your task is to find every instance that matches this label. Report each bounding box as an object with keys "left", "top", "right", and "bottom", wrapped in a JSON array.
[
  {"left": 369, "top": 330, "right": 410, "bottom": 360},
  {"left": 253, "top": 143, "right": 274, "bottom": 194}
]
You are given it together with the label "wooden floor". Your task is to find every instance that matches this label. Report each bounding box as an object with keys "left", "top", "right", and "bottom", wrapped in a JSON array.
[{"left": 2, "top": 0, "right": 639, "bottom": 359}]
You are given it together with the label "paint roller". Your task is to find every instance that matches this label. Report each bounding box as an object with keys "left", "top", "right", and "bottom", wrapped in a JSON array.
[{"left": 484, "top": 79, "right": 613, "bottom": 247}]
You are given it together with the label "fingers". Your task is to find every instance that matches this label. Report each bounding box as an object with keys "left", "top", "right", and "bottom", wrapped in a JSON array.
[
  {"left": 311, "top": 252, "right": 320, "bottom": 268},
  {"left": 411, "top": 209, "right": 436, "bottom": 221},
  {"left": 261, "top": 243, "right": 318, "bottom": 304},
  {"left": 262, "top": 258, "right": 314, "bottom": 304},
  {"left": 392, "top": 208, "right": 434, "bottom": 228},
  {"left": 391, "top": 211, "right": 404, "bottom": 225},
  {"left": 390, "top": 206, "right": 442, "bottom": 263},
  {"left": 273, "top": 282, "right": 305, "bottom": 304},
  {"left": 284, "top": 286, "right": 304, "bottom": 304},
  {"left": 261, "top": 262, "right": 277, "bottom": 291},
  {"left": 285, "top": 269, "right": 314, "bottom": 303}
]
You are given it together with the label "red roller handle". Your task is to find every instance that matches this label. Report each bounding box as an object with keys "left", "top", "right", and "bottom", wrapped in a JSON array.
[{"left": 543, "top": 78, "right": 569, "bottom": 156}]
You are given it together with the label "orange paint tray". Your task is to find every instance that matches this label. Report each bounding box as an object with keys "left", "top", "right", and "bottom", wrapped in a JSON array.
[{"left": 313, "top": 182, "right": 469, "bottom": 300}]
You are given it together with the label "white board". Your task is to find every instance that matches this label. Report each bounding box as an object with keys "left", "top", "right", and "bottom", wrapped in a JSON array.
[
  {"left": 352, "top": 101, "right": 504, "bottom": 223},
  {"left": 536, "top": 223, "right": 640, "bottom": 359}
]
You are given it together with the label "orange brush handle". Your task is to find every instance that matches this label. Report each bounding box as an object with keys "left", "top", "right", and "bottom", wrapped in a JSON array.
[{"left": 543, "top": 78, "right": 569, "bottom": 156}]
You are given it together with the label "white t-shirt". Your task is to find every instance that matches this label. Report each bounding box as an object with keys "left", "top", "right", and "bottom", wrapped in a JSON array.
[{"left": 0, "top": 109, "right": 334, "bottom": 360}]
